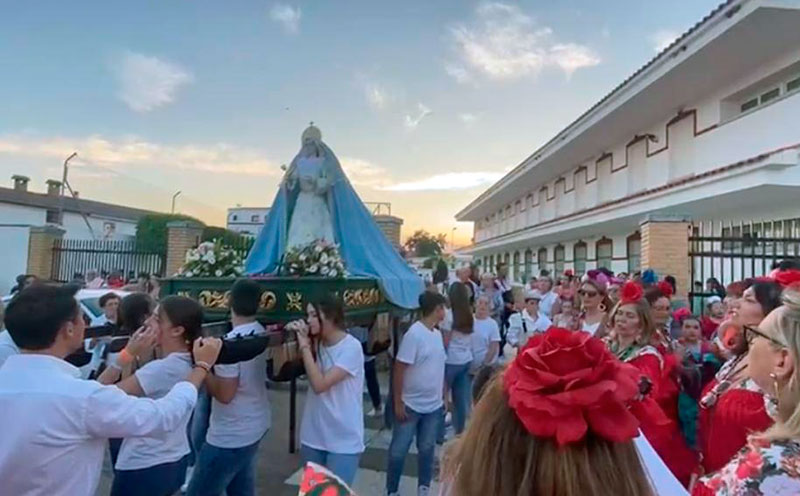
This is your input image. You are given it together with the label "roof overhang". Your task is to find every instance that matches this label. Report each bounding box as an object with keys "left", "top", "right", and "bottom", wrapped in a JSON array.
[{"left": 457, "top": 0, "right": 800, "bottom": 222}]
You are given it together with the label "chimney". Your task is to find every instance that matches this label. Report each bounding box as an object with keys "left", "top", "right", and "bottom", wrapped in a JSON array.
[
  {"left": 11, "top": 175, "right": 30, "bottom": 192},
  {"left": 46, "top": 179, "right": 62, "bottom": 197}
]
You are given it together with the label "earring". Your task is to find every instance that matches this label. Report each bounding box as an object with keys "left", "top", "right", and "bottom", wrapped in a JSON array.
[
  {"left": 599, "top": 303, "right": 607, "bottom": 312},
  {"left": 770, "top": 372, "right": 781, "bottom": 398}
]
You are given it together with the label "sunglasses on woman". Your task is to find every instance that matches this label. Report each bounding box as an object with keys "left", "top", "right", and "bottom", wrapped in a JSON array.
[
  {"left": 578, "top": 289, "right": 598, "bottom": 298},
  {"left": 743, "top": 324, "right": 786, "bottom": 347}
]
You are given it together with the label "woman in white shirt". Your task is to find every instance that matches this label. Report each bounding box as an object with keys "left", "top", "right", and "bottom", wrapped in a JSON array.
[
  {"left": 97, "top": 296, "right": 205, "bottom": 496},
  {"left": 441, "top": 283, "right": 474, "bottom": 436},
  {"left": 293, "top": 294, "right": 365, "bottom": 486}
]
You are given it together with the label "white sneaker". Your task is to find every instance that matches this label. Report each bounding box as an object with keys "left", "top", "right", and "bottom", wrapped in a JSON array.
[
  {"left": 368, "top": 405, "right": 383, "bottom": 417},
  {"left": 181, "top": 465, "right": 194, "bottom": 493},
  {"left": 418, "top": 486, "right": 431, "bottom": 496}
]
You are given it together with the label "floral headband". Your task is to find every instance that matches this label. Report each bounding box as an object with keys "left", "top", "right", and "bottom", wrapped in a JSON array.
[
  {"left": 503, "top": 327, "right": 641, "bottom": 447},
  {"left": 583, "top": 269, "right": 609, "bottom": 292},
  {"left": 656, "top": 280, "right": 674, "bottom": 298}
]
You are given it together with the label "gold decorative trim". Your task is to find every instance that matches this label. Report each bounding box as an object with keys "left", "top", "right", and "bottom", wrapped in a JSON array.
[
  {"left": 260, "top": 291, "right": 277, "bottom": 311},
  {"left": 286, "top": 292, "right": 303, "bottom": 312},
  {"left": 198, "top": 290, "right": 230, "bottom": 309},
  {"left": 343, "top": 288, "right": 382, "bottom": 308}
]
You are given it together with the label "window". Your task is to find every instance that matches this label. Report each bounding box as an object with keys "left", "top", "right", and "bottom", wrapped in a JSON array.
[
  {"left": 537, "top": 247, "right": 548, "bottom": 275},
  {"left": 505, "top": 206, "right": 512, "bottom": 218},
  {"left": 627, "top": 232, "right": 641, "bottom": 273},
  {"left": 516, "top": 200, "right": 523, "bottom": 213},
  {"left": 596, "top": 238, "right": 613, "bottom": 270},
  {"left": 554, "top": 245, "right": 565, "bottom": 275},
  {"left": 524, "top": 249, "right": 533, "bottom": 280},
  {"left": 513, "top": 252, "right": 521, "bottom": 282},
  {"left": 574, "top": 241, "right": 587, "bottom": 276},
  {"left": 231, "top": 214, "right": 239, "bottom": 221},
  {"left": 760, "top": 87, "right": 780, "bottom": 104},
  {"left": 251, "top": 214, "right": 260, "bottom": 222},
  {"left": 740, "top": 98, "right": 758, "bottom": 113},
  {"left": 788, "top": 76, "right": 800, "bottom": 93},
  {"left": 489, "top": 255, "right": 495, "bottom": 271},
  {"left": 46, "top": 209, "right": 60, "bottom": 224},
  {"left": 527, "top": 194, "right": 534, "bottom": 208}
]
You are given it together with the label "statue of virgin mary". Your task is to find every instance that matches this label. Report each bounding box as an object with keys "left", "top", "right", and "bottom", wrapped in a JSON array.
[{"left": 245, "top": 124, "right": 423, "bottom": 309}]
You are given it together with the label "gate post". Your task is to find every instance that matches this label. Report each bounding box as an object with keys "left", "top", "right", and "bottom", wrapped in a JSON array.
[
  {"left": 27, "top": 225, "right": 65, "bottom": 280},
  {"left": 640, "top": 215, "right": 691, "bottom": 302},
  {"left": 165, "top": 221, "right": 204, "bottom": 276}
]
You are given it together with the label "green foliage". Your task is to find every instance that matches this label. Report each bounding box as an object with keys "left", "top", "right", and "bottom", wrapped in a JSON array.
[
  {"left": 404, "top": 230, "right": 447, "bottom": 258},
  {"left": 135, "top": 213, "right": 204, "bottom": 252},
  {"left": 202, "top": 226, "right": 246, "bottom": 245}
]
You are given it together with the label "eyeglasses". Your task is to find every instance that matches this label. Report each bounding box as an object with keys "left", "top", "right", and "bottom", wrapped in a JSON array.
[
  {"left": 578, "top": 290, "right": 598, "bottom": 298},
  {"left": 743, "top": 325, "right": 786, "bottom": 347}
]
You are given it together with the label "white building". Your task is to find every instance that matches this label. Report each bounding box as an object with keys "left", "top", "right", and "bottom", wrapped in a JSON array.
[
  {"left": 457, "top": 0, "right": 800, "bottom": 287},
  {"left": 226, "top": 206, "right": 270, "bottom": 236},
  {"left": 0, "top": 176, "right": 153, "bottom": 240}
]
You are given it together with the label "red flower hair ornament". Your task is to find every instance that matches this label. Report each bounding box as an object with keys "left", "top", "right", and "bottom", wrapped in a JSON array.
[
  {"left": 656, "top": 280, "right": 674, "bottom": 298},
  {"left": 619, "top": 281, "right": 644, "bottom": 304},
  {"left": 503, "top": 327, "right": 641, "bottom": 447},
  {"left": 775, "top": 269, "right": 800, "bottom": 290}
]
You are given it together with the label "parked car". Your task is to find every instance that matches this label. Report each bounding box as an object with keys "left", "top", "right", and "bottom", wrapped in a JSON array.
[{"left": 3, "top": 288, "right": 130, "bottom": 326}]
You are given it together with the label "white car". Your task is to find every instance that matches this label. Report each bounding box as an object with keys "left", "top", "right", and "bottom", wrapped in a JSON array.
[{"left": 3, "top": 288, "right": 130, "bottom": 326}]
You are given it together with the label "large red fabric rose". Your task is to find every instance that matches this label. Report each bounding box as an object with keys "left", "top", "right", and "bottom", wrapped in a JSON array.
[{"left": 504, "top": 327, "right": 642, "bottom": 447}]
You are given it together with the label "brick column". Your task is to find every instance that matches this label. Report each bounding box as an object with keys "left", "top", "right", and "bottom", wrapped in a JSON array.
[
  {"left": 166, "top": 220, "right": 204, "bottom": 276},
  {"left": 640, "top": 215, "right": 691, "bottom": 302},
  {"left": 27, "top": 225, "right": 65, "bottom": 280},
  {"left": 373, "top": 215, "right": 404, "bottom": 251}
]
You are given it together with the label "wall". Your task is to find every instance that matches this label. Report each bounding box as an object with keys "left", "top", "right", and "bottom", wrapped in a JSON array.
[{"left": 0, "top": 225, "right": 30, "bottom": 295}]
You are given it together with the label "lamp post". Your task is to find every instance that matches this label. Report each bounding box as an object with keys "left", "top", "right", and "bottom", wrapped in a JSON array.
[
  {"left": 58, "top": 152, "right": 78, "bottom": 225},
  {"left": 171, "top": 190, "right": 182, "bottom": 214}
]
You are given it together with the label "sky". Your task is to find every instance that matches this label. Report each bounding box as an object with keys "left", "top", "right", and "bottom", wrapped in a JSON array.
[{"left": 0, "top": 0, "right": 720, "bottom": 246}]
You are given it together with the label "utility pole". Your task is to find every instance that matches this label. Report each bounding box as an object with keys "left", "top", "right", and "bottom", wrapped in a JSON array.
[
  {"left": 171, "top": 190, "right": 182, "bottom": 214},
  {"left": 59, "top": 152, "right": 78, "bottom": 225}
]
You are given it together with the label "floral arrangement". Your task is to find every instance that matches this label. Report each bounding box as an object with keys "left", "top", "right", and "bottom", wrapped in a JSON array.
[
  {"left": 177, "top": 240, "right": 244, "bottom": 278},
  {"left": 282, "top": 239, "right": 347, "bottom": 278}
]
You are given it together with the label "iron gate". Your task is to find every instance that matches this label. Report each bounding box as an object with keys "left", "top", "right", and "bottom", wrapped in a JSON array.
[{"left": 50, "top": 239, "right": 166, "bottom": 282}]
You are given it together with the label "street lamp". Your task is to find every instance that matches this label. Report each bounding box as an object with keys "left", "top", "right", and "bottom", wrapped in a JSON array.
[
  {"left": 171, "top": 190, "right": 182, "bottom": 214},
  {"left": 58, "top": 152, "right": 78, "bottom": 225}
]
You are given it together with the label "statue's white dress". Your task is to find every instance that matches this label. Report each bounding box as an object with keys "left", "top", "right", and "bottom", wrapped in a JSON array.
[{"left": 286, "top": 156, "right": 335, "bottom": 250}]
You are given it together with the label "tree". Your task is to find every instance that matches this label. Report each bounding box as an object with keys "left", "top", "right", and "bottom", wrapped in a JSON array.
[
  {"left": 404, "top": 230, "right": 447, "bottom": 258},
  {"left": 136, "top": 213, "right": 204, "bottom": 252}
]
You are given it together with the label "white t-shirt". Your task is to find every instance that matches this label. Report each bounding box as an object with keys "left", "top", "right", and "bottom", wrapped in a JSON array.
[
  {"left": 441, "top": 309, "right": 473, "bottom": 366},
  {"left": 506, "top": 310, "right": 552, "bottom": 348},
  {"left": 538, "top": 291, "right": 558, "bottom": 318},
  {"left": 0, "top": 330, "right": 20, "bottom": 369},
  {"left": 471, "top": 317, "right": 501, "bottom": 369},
  {"left": 116, "top": 352, "right": 193, "bottom": 470},
  {"left": 300, "top": 334, "right": 365, "bottom": 454},
  {"left": 207, "top": 321, "right": 271, "bottom": 449},
  {"left": 396, "top": 321, "right": 446, "bottom": 414}
]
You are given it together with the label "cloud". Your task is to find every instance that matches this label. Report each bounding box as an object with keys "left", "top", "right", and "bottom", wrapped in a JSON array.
[
  {"left": 446, "top": 2, "right": 600, "bottom": 82},
  {"left": 650, "top": 29, "right": 680, "bottom": 52},
  {"left": 459, "top": 113, "right": 478, "bottom": 124},
  {"left": 382, "top": 171, "right": 503, "bottom": 192},
  {"left": 365, "top": 83, "right": 389, "bottom": 110},
  {"left": 0, "top": 134, "right": 280, "bottom": 176},
  {"left": 114, "top": 52, "right": 193, "bottom": 113},
  {"left": 270, "top": 4, "right": 301, "bottom": 33},
  {"left": 404, "top": 103, "right": 432, "bottom": 129}
]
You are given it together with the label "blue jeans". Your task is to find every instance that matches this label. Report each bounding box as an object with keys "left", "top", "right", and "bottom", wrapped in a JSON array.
[
  {"left": 300, "top": 444, "right": 361, "bottom": 487},
  {"left": 110, "top": 455, "right": 189, "bottom": 496},
  {"left": 439, "top": 363, "right": 472, "bottom": 441},
  {"left": 188, "top": 389, "right": 211, "bottom": 466},
  {"left": 186, "top": 440, "right": 260, "bottom": 496},
  {"left": 386, "top": 406, "right": 442, "bottom": 494}
]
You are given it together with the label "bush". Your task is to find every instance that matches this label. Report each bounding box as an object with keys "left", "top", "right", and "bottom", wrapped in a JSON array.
[{"left": 136, "top": 214, "right": 204, "bottom": 252}]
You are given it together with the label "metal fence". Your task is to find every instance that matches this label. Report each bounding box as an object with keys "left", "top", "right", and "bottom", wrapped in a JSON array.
[
  {"left": 50, "top": 239, "right": 166, "bottom": 282},
  {"left": 688, "top": 219, "right": 800, "bottom": 311}
]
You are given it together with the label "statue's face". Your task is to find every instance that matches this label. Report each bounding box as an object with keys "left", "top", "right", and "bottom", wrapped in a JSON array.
[{"left": 301, "top": 139, "right": 318, "bottom": 157}]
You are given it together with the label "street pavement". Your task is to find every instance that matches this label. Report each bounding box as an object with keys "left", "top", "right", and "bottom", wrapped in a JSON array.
[{"left": 97, "top": 370, "right": 442, "bottom": 495}]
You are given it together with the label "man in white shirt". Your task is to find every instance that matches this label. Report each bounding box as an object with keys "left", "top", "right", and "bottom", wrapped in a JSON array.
[
  {"left": 537, "top": 276, "right": 559, "bottom": 318},
  {"left": 0, "top": 284, "right": 221, "bottom": 496},
  {"left": 386, "top": 291, "right": 447, "bottom": 496},
  {"left": 471, "top": 295, "right": 501, "bottom": 372},
  {"left": 187, "top": 279, "right": 270, "bottom": 496},
  {"left": 507, "top": 290, "right": 553, "bottom": 349},
  {"left": 0, "top": 325, "right": 20, "bottom": 368}
]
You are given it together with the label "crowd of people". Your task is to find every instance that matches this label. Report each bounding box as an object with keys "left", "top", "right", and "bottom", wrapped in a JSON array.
[{"left": 3, "top": 259, "right": 800, "bottom": 495}]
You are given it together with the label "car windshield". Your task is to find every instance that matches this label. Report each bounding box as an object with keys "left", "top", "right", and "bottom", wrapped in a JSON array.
[{"left": 81, "top": 298, "right": 103, "bottom": 319}]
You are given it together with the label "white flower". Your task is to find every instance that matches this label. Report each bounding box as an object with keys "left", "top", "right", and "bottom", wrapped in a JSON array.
[
  {"left": 185, "top": 270, "right": 194, "bottom": 278},
  {"left": 321, "top": 266, "right": 330, "bottom": 276},
  {"left": 309, "top": 264, "right": 318, "bottom": 273},
  {"left": 207, "top": 254, "right": 216, "bottom": 265},
  {"left": 320, "top": 253, "right": 329, "bottom": 264},
  {"left": 329, "top": 269, "right": 337, "bottom": 277},
  {"left": 314, "top": 244, "right": 323, "bottom": 254},
  {"left": 299, "top": 253, "right": 307, "bottom": 261},
  {"left": 215, "top": 269, "right": 223, "bottom": 277},
  {"left": 759, "top": 474, "right": 800, "bottom": 496}
]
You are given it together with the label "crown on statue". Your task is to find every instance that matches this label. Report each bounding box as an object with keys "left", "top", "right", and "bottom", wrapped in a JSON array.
[{"left": 301, "top": 122, "right": 322, "bottom": 144}]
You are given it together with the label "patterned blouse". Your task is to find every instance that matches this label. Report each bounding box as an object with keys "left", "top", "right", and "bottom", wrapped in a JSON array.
[{"left": 692, "top": 438, "right": 800, "bottom": 495}]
